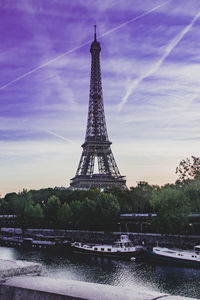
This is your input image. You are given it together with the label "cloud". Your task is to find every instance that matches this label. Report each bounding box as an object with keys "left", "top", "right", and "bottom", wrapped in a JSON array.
[
  {"left": 118, "top": 10, "right": 200, "bottom": 111},
  {"left": 45, "top": 130, "right": 73, "bottom": 144},
  {"left": 0, "top": 40, "right": 92, "bottom": 91},
  {"left": 0, "top": 0, "right": 171, "bottom": 92},
  {"left": 2, "top": 0, "right": 200, "bottom": 196},
  {"left": 101, "top": 0, "right": 171, "bottom": 38}
]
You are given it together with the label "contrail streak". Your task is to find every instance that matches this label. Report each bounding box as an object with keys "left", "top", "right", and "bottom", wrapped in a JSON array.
[
  {"left": 0, "top": 0, "right": 171, "bottom": 91},
  {"left": 118, "top": 10, "right": 200, "bottom": 112},
  {"left": 0, "top": 40, "right": 91, "bottom": 91},
  {"left": 45, "top": 130, "right": 73, "bottom": 144},
  {"left": 101, "top": 0, "right": 171, "bottom": 38}
]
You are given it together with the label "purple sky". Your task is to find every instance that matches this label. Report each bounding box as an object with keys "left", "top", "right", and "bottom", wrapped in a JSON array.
[{"left": 1, "top": 0, "right": 200, "bottom": 196}]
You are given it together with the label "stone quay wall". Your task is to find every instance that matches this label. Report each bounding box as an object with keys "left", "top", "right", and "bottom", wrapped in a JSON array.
[
  {"left": 1, "top": 227, "right": 200, "bottom": 249},
  {"left": 24, "top": 229, "right": 200, "bottom": 248},
  {"left": 0, "top": 260, "right": 195, "bottom": 300}
]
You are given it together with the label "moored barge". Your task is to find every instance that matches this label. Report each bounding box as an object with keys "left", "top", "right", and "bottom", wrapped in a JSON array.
[
  {"left": 149, "top": 245, "right": 200, "bottom": 268},
  {"left": 71, "top": 234, "right": 146, "bottom": 260}
]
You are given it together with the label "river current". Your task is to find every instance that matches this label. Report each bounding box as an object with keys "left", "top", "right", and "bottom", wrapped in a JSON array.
[{"left": 0, "top": 246, "right": 199, "bottom": 299}]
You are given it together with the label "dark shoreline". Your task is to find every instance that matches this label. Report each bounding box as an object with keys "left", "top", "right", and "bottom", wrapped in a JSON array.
[{"left": 1, "top": 228, "right": 200, "bottom": 249}]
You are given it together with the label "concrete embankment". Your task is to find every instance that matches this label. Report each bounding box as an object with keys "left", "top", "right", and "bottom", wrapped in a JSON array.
[
  {"left": 1, "top": 228, "right": 200, "bottom": 250},
  {"left": 25, "top": 229, "right": 200, "bottom": 248},
  {"left": 0, "top": 259, "right": 196, "bottom": 300},
  {"left": 0, "top": 259, "right": 42, "bottom": 280}
]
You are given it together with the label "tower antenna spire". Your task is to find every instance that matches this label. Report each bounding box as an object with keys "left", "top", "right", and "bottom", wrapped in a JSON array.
[{"left": 94, "top": 25, "right": 96, "bottom": 40}]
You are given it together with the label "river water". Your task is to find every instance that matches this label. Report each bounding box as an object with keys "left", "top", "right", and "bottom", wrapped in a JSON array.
[{"left": 0, "top": 246, "right": 199, "bottom": 299}]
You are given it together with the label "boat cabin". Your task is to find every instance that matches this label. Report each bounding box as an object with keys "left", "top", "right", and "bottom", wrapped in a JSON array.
[
  {"left": 194, "top": 245, "right": 200, "bottom": 255},
  {"left": 113, "top": 235, "right": 133, "bottom": 248}
]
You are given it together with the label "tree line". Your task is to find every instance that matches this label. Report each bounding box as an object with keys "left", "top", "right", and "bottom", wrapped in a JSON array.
[{"left": 0, "top": 156, "right": 200, "bottom": 234}]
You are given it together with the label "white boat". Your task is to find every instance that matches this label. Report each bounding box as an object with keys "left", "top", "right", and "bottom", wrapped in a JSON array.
[
  {"left": 71, "top": 235, "right": 145, "bottom": 260},
  {"left": 149, "top": 245, "right": 200, "bottom": 268}
]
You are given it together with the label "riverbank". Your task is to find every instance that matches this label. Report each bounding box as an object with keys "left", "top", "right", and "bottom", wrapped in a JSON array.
[
  {"left": 23, "top": 229, "right": 200, "bottom": 248},
  {"left": 1, "top": 228, "right": 200, "bottom": 249}
]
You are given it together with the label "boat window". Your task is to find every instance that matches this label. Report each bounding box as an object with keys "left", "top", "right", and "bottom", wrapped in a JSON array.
[
  {"left": 108, "top": 249, "right": 111, "bottom": 252},
  {"left": 94, "top": 248, "right": 97, "bottom": 251},
  {"left": 101, "top": 248, "right": 104, "bottom": 251}
]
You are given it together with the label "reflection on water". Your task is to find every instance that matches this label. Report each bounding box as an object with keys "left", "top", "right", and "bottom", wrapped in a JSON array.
[{"left": 0, "top": 246, "right": 200, "bottom": 299}]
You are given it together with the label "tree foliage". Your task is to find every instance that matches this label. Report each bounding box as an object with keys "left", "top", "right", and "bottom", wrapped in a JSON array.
[
  {"left": 44, "top": 195, "right": 61, "bottom": 228},
  {"left": 2, "top": 157, "right": 200, "bottom": 233},
  {"left": 176, "top": 156, "right": 200, "bottom": 182},
  {"left": 24, "top": 203, "right": 44, "bottom": 227},
  {"left": 129, "top": 181, "right": 158, "bottom": 213},
  {"left": 95, "top": 193, "right": 120, "bottom": 231},
  {"left": 150, "top": 187, "right": 190, "bottom": 234},
  {"left": 58, "top": 203, "right": 72, "bottom": 228}
]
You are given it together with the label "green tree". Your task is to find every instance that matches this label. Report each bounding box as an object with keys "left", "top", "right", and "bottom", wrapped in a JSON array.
[
  {"left": 24, "top": 203, "right": 44, "bottom": 227},
  {"left": 15, "top": 189, "right": 33, "bottom": 216},
  {"left": 0, "top": 197, "right": 9, "bottom": 214},
  {"left": 182, "top": 175, "right": 200, "bottom": 212},
  {"left": 45, "top": 195, "right": 61, "bottom": 227},
  {"left": 9, "top": 189, "right": 34, "bottom": 229},
  {"left": 176, "top": 156, "right": 200, "bottom": 182},
  {"left": 129, "top": 181, "right": 157, "bottom": 213},
  {"left": 78, "top": 197, "right": 97, "bottom": 230},
  {"left": 3, "top": 192, "right": 18, "bottom": 214},
  {"left": 70, "top": 200, "right": 82, "bottom": 229},
  {"left": 58, "top": 203, "right": 72, "bottom": 228},
  {"left": 150, "top": 187, "right": 191, "bottom": 234},
  {"left": 95, "top": 193, "right": 120, "bottom": 231},
  {"left": 107, "top": 187, "right": 130, "bottom": 213}
]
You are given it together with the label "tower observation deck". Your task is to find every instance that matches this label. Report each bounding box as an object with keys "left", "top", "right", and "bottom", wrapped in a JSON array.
[{"left": 70, "top": 27, "right": 127, "bottom": 190}]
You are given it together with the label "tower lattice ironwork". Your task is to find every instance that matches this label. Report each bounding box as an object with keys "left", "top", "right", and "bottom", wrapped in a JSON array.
[{"left": 70, "top": 27, "right": 126, "bottom": 190}]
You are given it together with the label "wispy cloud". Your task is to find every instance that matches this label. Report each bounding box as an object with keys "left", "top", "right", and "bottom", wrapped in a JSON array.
[
  {"left": 2, "top": 0, "right": 200, "bottom": 195},
  {"left": 0, "top": 40, "right": 92, "bottom": 91},
  {"left": 101, "top": 0, "right": 171, "bottom": 38},
  {"left": 45, "top": 130, "right": 73, "bottom": 144},
  {"left": 0, "top": 0, "right": 171, "bottom": 92},
  {"left": 118, "top": 10, "right": 200, "bottom": 111}
]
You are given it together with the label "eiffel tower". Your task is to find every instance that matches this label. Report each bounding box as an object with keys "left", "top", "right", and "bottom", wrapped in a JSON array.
[{"left": 70, "top": 27, "right": 126, "bottom": 190}]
